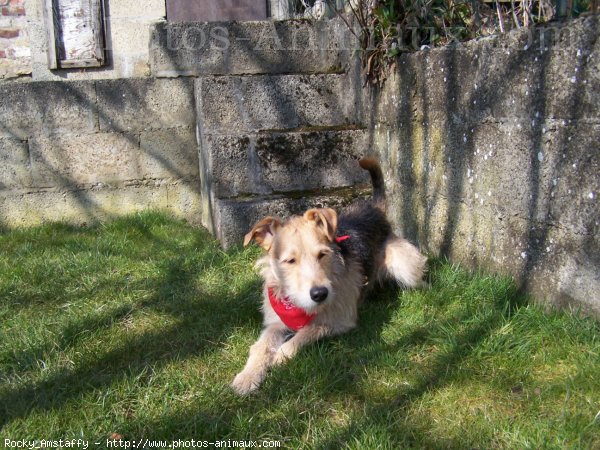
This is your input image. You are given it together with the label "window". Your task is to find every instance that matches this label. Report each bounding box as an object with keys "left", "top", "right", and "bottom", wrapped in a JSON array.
[{"left": 43, "top": 0, "right": 106, "bottom": 69}]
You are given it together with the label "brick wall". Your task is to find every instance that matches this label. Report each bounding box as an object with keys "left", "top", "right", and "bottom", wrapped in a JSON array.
[{"left": 0, "top": 0, "right": 30, "bottom": 79}]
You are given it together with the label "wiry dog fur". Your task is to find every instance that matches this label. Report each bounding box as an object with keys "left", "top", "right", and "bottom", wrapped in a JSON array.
[{"left": 231, "top": 157, "right": 427, "bottom": 395}]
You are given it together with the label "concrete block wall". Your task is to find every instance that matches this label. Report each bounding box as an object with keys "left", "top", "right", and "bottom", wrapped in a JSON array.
[
  {"left": 368, "top": 16, "right": 599, "bottom": 315},
  {"left": 196, "top": 75, "right": 370, "bottom": 247},
  {"left": 150, "top": 18, "right": 370, "bottom": 247},
  {"left": 150, "top": 19, "right": 355, "bottom": 77},
  {"left": 0, "top": 78, "right": 201, "bottom": 225},
  {"left": 0, "top": 14, "right": 597, "bottom": 316},
  {"left": 1, "top": 17, "right": 368, "bottom": 243}
]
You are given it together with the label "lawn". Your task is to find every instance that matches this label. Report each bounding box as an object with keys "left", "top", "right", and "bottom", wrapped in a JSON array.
[{"left": 1, "top": 212, "right": 598, "bottom": 449}]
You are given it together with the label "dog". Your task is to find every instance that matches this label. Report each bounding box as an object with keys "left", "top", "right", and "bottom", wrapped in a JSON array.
[{"left": 231, "top": 157, "right": 426, "bottom": 395}]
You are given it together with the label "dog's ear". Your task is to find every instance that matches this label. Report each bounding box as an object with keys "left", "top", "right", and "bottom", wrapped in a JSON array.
[
  {"left": 304, "top": 208, "right": 338, "bottom": 242},
  {"left": 244, "top": 217, "right": 281, "bottom": 251}
]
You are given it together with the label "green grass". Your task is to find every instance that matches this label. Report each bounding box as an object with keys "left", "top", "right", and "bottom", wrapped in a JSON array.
[{"left": 1, "top": 211, "right": 599, "bottom": 449}]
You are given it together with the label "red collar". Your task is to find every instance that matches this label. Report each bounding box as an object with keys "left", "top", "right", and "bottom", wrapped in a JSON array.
[
  {"left": 335, "top": 235, "right": 350, "bottom": 244},
  {"left": 268, "top": 288, "right": 316, "bottom": 331}
]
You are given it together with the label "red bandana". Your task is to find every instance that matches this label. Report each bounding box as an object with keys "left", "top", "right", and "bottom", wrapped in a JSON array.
[{"left": 268, "top": 288, "right": 316, "bottom": 331}]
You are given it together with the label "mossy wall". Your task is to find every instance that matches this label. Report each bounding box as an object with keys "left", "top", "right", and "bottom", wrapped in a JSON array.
[
  {"left": 1, "top": 15, "right": 597, "bottom": 316},
  {"left": 366, "top": 15, "right": 599, "bottom": 315}
]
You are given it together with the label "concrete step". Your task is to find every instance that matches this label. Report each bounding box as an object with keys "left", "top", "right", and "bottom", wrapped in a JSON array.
[
  {"left": 150, "top": 18, "right": 357, "bottom": 77},
  {"left": 212, "top": 185, "right": 372, "bottom": 248},
  {"left": 196, "top": 72, "right": 363, "bottom": 134},
  {"left": 200, "top": 126, "right": 372, "bottom": 247},
  {"left": 194, "top": 68, "right": 369, "bottom": 246}
]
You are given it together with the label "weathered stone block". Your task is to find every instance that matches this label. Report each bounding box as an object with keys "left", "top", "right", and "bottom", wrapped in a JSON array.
[
  {"left": 0, "top": 81, "right": 97, "bottom": 139},
  {"left": 139, "top": 127, "right": 199, "bottom": 180},
  {"left": 0, "top": 187, "right": 163, "bottom": 226},
  {"left": 0, "top": 182, "right": 201, "bottom": 228},
  {"left": 165, "top": 182, "right": 203, "bottom": 224},
  {"left": 30, "top": 132, "right": 141, "bottom": 188},
  {"left": 211, "top": 188, "right": 370, "bottom": 248},
  {"left": 109, "top": 0, "right": 167, "bottom": 19},
  {"left": 106, "top": 19, "right": 156, "bottom": 77},
  {"left": 196, "top": 73, "right": 362, "bottom": 134},
  {"left": 0, "top": 137, "right": 31, "bottom": 189},
  {"left": 203, "top": 130, "right": 369, "bottom": 197},
  {"left": 540, "top": 124, "right": 600, "bottom": 237},
  {"left": 151, "top": 19, "right": 357, "bottom": 77},
  {"left": 96, "top": 78, "right": 196, "bottom": 132}
]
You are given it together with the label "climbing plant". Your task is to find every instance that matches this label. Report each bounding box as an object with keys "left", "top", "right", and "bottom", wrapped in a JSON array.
[{"left": 321, "top": 0, "right": 598, "bottom": 84}]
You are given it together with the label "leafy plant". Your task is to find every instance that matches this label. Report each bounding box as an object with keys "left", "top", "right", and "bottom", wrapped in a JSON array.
[{"left": 326, "top": 0, "right": 595, "bottom": 84}]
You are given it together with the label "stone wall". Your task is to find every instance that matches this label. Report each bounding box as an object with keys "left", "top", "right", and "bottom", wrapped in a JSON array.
[
  {"left": 367, "top": 16, "right": 599, "bottom": 315},
  {"left": 152, "top": 19, "right": 368, "bottom": 247},
  {"left": 0, "top": 14, "right": 598, "bottom": 315},
  {"left": 156, "top": 15, "right": 599, "bottom": 315},
  {"left": 0, "top": 78, "right": 201, "bottom": 225}
]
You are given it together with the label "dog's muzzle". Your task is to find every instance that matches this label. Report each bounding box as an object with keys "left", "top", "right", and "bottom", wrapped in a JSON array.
[{"left": 310, "top": 286, "right": 329, "bottom": 303}]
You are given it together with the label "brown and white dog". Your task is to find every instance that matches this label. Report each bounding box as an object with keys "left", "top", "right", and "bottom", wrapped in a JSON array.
[{"left": 231, "top": 157, "right": 426, "bottom": 395}]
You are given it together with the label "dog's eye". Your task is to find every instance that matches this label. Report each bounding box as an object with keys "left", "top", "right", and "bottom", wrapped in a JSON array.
[
  {"left": 317, "top": 251, "right": 329, "bottom": 260},
  {"left": 284, "top": 258, "right": 296, "bottom": 264}
]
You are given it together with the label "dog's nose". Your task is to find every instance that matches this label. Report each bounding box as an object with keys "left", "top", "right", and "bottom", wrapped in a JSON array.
[{"left": 310, "top": 286, "right": 329, "bottom": 303}]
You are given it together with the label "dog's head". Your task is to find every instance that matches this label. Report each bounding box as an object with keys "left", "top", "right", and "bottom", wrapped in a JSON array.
[{"left": 244, "top": 208, "right": 339, "bottom": 312}]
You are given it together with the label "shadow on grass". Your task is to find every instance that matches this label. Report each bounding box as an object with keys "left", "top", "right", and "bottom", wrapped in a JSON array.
[
  {"left": 1, "top": 219, "right": 531, "bottom": 446},
  {"left": 0, "top": 215, "right": 192, "bottom": 311},
  {"left": 0, "top": 215, "right": 263, "bottom": 428},
  {"left": 310, "top": 261, "right": 526, "bottom": 448},
  {"left": 104, "top": 258, "right": 528, "bottom": 445}
]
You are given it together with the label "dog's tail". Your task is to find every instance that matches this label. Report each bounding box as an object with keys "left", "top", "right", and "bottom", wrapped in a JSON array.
[{"left": 359, "top": 156, "right": 385, "bottom": 210}]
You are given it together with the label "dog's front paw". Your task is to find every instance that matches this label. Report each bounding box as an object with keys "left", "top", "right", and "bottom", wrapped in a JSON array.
[
  {"left": 231, "top": 371, "right": 261, "bottom": 395},
  {"left": 272, "top": 344, "right": 295, "bottom": 366}
]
